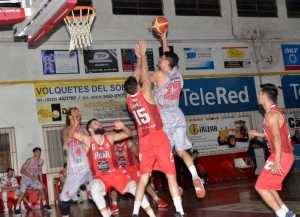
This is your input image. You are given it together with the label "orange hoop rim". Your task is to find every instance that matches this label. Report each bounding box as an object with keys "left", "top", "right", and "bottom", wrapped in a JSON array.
[{"left": 65, "top": 6, "right": 96, "bottom": 20}]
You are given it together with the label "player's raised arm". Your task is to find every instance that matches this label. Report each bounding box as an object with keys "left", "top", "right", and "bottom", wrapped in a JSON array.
[
  {"left": 160, "top": 30, "right": 170, "bottom": 53},
  {"left": 107, "top": 121, "right": 132, "bottom": 143},
  {"left": 69, "top": 114, "right": 91, "bottom": 152},
  {"left": 139, "top": 40, "right": 151, "bottom": 87},
  {"left": 133, "top": 43, "right": 142, "bottom": 81}
]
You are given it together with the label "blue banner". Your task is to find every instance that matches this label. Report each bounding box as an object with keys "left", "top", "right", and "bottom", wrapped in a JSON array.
[
  {"left": 179, "top": 77, "right": 258, "bottom": 115},
  {"left": 281, "top": 75, "right": 300, "bottom": 108},
  {"left": 281, "top": 44, "right": 300, "bottom": 70}
]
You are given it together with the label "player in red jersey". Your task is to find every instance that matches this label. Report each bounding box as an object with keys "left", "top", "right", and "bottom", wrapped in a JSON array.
[
  {"left": 249, "top": 83, "right": 295, "bottom": 217},
  {"left": 69, "top": 116, "right": 156, "bottom": 217},
  {"left": 110, "top": 139, "right": 167, "bottom": 213},
  {"left": 124, "top": 40, "right": 184, "bottom": 217}
]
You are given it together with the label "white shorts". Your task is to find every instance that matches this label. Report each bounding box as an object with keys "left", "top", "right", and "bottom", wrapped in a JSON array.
[
  {"left": 160, "top": 107, "right": 192, "bottom": 151},
  {"left": 20, "top": 180, "right": 42, "bottom": 193},
  {"left": 60, "top": 167, "right": 93, "bottom": 201}
]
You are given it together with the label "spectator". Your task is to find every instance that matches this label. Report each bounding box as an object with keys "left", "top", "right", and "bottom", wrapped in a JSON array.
[
  {"left": 247, "top": 136, "right": 262, "bottom": 169},
  {"left": 1, "top": 168, "right": 27, "bottom": 214},
  {"left": 291, "top": 130, "right": 300, "bottom": 144}
]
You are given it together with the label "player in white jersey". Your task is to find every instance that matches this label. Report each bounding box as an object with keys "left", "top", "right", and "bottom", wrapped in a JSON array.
[
  {"left": 59, "top": 107, "right": 93, "bottom": 217},
  {"left": 14, "top": 147, "right": 52, "bottom": 216},
  {"left": 1, "top": 168, "right": 27, "bottom": 214},
  {"left": 150, "top": 31, "right": 205, "bottom": 198}
]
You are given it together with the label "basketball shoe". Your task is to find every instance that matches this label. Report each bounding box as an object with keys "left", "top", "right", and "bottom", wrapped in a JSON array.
[
  {"left": 193, "top": 176, "right": 206, "bottom": 198},
  {"left": 156, "top": 198, "right": 168, "bottom": 208}
]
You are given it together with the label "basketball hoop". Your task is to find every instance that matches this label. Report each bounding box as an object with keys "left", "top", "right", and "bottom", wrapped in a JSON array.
[{"left": 64, "top": 6, "right": 96, "bottom": 51}]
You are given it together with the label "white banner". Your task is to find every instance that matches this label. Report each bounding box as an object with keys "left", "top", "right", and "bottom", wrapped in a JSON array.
[
  {"left": 187, "top": 117, "right": 251, "bottom": 153},
  {"left": 286, "top": 113, "right": 300, "bottom": 134}
]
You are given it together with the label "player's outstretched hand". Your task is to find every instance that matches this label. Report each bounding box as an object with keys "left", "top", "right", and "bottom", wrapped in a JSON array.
[
  {"left": 158, "top": 29, "right": 167, "bottom": 41},
  {"left": 113, "top": 120, "right": 125, "bottom": 130},
  {"left": 249, "top": 130, "right": 258, "bottom": 138},
  {"left": 134, "top": 43, "right": 141, "bottom": 59},
  {"left": 139, "top": 39, "right": 147, "bottom": 54}
]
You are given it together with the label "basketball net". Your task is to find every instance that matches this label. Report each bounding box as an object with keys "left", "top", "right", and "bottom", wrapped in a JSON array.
[{"left": 64, "top": 6, "right": 96, "bottom": 51}]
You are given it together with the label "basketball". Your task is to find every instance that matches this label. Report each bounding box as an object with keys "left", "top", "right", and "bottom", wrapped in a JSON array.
[{"left": 151, "top": 17, "right": 168, "bottom": 34}]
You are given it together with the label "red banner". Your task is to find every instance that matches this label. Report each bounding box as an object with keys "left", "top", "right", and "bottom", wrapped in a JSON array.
[{"left": 0, "top": 8, "right": 25, "bottom": 24}]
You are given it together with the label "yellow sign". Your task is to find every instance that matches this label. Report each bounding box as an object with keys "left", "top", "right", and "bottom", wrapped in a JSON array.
[
  {"left": 189, "top": 124, "right": 199, "bottom": 135},
  {"left": 34, "top": 81, "right": 130, "bottom": 124},
  {"left": 227, "top": 49, "right": 245, "bottom": 58}
]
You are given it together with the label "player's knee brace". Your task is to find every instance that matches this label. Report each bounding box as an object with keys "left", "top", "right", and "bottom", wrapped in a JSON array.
[
  {"left": 60, "top": 200, "right": 72, "bottom": 216},
  {"left": 91, "top": 181, "right": 106, "bottom": 210}
]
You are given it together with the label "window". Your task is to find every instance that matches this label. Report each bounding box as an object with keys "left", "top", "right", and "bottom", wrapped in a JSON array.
[
  {"left": 286, "top": 0, "right": 300, "bottom": 18},
  {"left": 175, "top": 0, "right": 221, "bottom": 16},
  {"left": 0, "top": 128, "right": 17, "bottom": 175},
  {"left": 76, "top": 0, "right": 93, "bottom": 6},
  {"left": 236, "top": 0, "right": 277, "bottom": 17},
  {"left": 43, "top": 126, "right": 66, "bottom": 173},
  {"left": 0, "top": 1, "right": 21, "bottom": 7},
  {"left": 111, "top": 0, "right": 163, "bottom": 15}
]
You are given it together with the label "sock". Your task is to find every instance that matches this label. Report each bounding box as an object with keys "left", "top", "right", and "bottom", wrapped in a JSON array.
[
  {"left": 4, "top": 202, "right": 8, "bottom": 209},
  {"left": 133, "top": 201, "right": 141, "bottom": 215},
  {"left": 16, "top": 204, "right": 20, "bottom": 210},
  {"left": 153, "top": 196, "right": 158, "bottom": 202},
  {"left": 112, "top": 201, "right": 117, "bottom": 205},
  {"left": 172, "top": 196, "right": 184, "bottom": 215},
  {"left": 188, "top": 166, "right": 198, "bottom": 178},
  {"left": 42, "top": 200, "right": 46, "bottom": 206},
  {"left": 276, "top": 209, "right": 286, "bottom": 217},
  {"left": 107, "top": 208, "right": 112, "bottom": 215},
  {"left": 21, "top": 201, "right": 25, "bottom": 209},
  {"left": 27, "top": 202, "right": 31, "bottom": 207},
  {"left": 281, "top": 204, "right": 289, "bottom": 213},
  {"left": 100, "top": 210, "right": 109, "bottom": 217},
  {"left": 146, "top": 209, "right": 156, "bottom": 217}
]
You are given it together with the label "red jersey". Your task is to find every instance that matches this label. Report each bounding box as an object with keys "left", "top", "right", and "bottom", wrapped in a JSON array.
[
  {"left": 114, "top": 141, "right": 139, "bottom": 168},
  {"left": 87, "top": 136, "right": 120, "bottom": 177},
  {"left": 262, "top": 105, "right": 293, "bottom": 154},
  {"left": 127, "top": 92, "right": 163, "bottom": 138}
]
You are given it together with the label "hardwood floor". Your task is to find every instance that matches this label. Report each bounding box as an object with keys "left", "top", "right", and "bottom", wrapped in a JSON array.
[{"left": 2, "top": 172, "right": 300, "bottom": 217}]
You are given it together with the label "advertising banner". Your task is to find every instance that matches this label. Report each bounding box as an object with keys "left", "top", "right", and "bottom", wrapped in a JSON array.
[
  {"left": 179, "top": 77, "right": 258, "bottom": 115},
  {"left": 35, "top": 81, "right": 130, "bottom": 123},
  {"left": 41, "top": 50, "right": 79, "bottom": 74},
  {"left": 286, "top": 113, "right": 300, "bottom": 136},
  {"left": 183, "top": 48, "right": 214, "bottom": 70},
  {"left": 222, "top": 47, "right": 251, "bottom": 68},
  {"left": 187, "top": 117, "right": 251, "bottom": 153},
  {"left": 286, "top": 113, "right": 300, "bottom": 171},
  {"left": 281, "top": 44, "right": 300, "bottom": 70},
  {"left": 281, "top": 75, "right": 300, "bottom": 108},
  {"left": 121, "top": 48, "right": 155, "bottom": 72},
  {"left": 83, "top": 49, "right": 119, "bottom": 73}
]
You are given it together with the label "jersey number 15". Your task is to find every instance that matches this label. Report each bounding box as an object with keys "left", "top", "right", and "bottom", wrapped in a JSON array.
[{"left": 132, "top": 108, "right": 150, "bottom": 125}]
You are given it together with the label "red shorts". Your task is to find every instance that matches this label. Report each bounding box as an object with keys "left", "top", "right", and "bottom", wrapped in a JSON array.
[
  {"left": 139, "top": 130, "right": 176, "bottom": 175},
  {"left": 0, "top": 191, "right": 16, "bottom": 200},
  {"left": 126, "top": 164, "right": 140, "bottom": 183},
  {"left": 95, "top": 167, "right": 135, "bottom": 195},
  {"left": 255, "top": 152, "right": 294, "bottom": 190}
]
